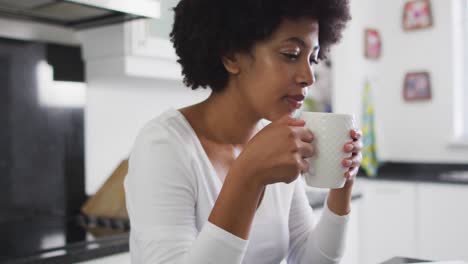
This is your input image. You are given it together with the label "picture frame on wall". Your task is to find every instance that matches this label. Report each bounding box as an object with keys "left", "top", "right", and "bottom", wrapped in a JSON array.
[
  {"left": 403, "top": 71, "right": 432, "bottom": 101},
  {"left": 364, "top": 28, "right": 382, "bottom": 60},
  {"left": 402, "top": 0, "right": 433, "bottom": 31}
]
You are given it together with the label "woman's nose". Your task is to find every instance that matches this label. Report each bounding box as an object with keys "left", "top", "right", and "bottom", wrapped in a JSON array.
[{"left": 296, "top": 62, "right": 315, "bottom": 87}]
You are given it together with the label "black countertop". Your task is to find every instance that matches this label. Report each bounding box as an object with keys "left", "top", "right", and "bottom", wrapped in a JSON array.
[{"left": 357, "top": 162, "right": 468, "bottom": 185}]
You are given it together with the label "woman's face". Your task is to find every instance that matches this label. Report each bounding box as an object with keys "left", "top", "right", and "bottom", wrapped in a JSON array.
[{"left": 231, "top": 17, "right": 320, "bottom": 121}]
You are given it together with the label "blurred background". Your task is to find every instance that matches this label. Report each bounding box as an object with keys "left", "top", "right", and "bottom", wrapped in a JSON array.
[{"left": 0, "top": 0, "right": 467, "bottom": 263}]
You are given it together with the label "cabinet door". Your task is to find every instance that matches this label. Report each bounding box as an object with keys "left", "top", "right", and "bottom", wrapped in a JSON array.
[
  {"left": 358, "top": 179, "right": 418, "bottom": 264},
  {"left": 417, "top": 183, "right": 468, "bottom": 261},
  {"left": 128, "top": 0, "right": 179, "bottom": 60}
]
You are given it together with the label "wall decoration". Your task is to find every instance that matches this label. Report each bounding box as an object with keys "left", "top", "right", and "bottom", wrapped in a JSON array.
[
  {"left": 364, "top": 28, "right": 382, "bottom": 59},
  {"left": 402, "top": 0, "right": 433, "bottom": 31},
  {"left": 403, "top": 71, "right": 432, "bottom": 101}
]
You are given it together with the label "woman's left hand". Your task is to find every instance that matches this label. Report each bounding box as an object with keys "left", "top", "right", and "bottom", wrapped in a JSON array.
[{"left": 342, "top": 129, "right": 363, "bottom": 181}]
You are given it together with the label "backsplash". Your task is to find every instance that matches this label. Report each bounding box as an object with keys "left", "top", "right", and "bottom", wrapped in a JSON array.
[{"left": 0, "top": 38, "right": 86, "bottom": 217}]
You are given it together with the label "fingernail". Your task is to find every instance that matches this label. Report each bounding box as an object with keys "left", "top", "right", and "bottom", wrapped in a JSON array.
[
  {"left": 345, "top": 160, "right": 352, "bottom": 166},
  {"left": 346, "top": 144, "right": 353, "bottom": 151}
]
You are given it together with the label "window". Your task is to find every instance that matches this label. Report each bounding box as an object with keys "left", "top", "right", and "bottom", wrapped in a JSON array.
[{"left": 451, "top": 0, "right": 468, "bottom": 146}]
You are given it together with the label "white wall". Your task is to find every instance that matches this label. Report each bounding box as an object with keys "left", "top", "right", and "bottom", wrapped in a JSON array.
[
  {"left": 85, "top": 78, "right": 209, "bottom": 195},
  {"left": 332, "top": 0, "right": 468, "bottom": 163}
]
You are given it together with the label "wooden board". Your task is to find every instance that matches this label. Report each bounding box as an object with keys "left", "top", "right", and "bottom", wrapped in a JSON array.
[{"left": 81, "top": 159, "right": 129, "bottom": 219}]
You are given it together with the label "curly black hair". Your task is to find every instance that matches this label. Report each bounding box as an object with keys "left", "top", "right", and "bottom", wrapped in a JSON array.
[{"left": 170, "top": 0, "right": 351, "bottom": 92}]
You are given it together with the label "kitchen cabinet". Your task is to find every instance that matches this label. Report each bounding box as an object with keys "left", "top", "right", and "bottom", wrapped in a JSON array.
[
  {"left": 127, "top": 0, "right": 179, "bottom": 62},
  {"left": 75, "top": 252, "right": 130, "bottom": 264},
  {"left": 416, "top": 183, "right": 468, "bottom": 261},
  {"left": 358, "top": 178, "right": 468, "bottom": 263},
  {"left": 80, "top": 0, "right": 182, "bottom": 81},
  {"left": 356, "top": 179, "right": 418, "bottom": 264}
]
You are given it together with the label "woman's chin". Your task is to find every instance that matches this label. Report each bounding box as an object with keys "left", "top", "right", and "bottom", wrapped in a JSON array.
[{"left": 264, "top": 106, "right": 297, "bottom": 122}]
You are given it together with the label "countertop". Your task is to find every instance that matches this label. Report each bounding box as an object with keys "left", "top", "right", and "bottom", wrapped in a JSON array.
[{"left": 357, "top": 162, "right": 468, "bottom": 185}]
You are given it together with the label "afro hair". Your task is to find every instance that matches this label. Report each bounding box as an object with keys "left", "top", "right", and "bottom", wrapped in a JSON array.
[{"left": 170, "top": 0, "right": 351, "bottom": 92}]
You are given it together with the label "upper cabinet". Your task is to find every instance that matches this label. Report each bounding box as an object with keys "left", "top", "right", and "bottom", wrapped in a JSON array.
[
  {"left": 80, "top": 0, "right": 183, "bottom": 81},
  {"left": 128, "top": 0, "right": 179, "bottom": 60}
]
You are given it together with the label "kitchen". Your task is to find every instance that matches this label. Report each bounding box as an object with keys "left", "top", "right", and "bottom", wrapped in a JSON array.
[{"left": 0, "top": 0, "right": 467, "bottom": 263}]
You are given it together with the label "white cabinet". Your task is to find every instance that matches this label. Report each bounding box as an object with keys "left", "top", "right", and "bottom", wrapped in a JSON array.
[
  {"left": 127, "top": 0, "right": 179, "bottom": 61},
  {"left": 358, "top": 178, "right": 468, "bottom": 263},
  {"left": 80, "top": 0, "right": 182, "bottom": 81},
  {"left": 416, "top": 183, "right": 468, "bottom": 262},
  {"left": 75, "top": 252, "right": 130, "bottom": 264},
  {"left": 357, "top": 179, "right": 418, "bottom": 264}
]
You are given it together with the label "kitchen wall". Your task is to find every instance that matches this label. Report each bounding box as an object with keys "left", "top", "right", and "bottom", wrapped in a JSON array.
[
  {"left": 85, "top": 78, "right": 209, "bottom": 195},
  {"left": 332, "top": 0, "right": 468, "bottom": 163}
]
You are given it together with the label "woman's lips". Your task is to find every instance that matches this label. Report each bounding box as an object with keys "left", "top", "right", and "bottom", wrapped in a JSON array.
[{"left": 285, "top": 95, "right": 304, "bottom": 109}]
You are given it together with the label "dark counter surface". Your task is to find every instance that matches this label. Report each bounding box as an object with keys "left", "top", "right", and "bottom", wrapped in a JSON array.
[{"left": 357, "top": 162, "right": 468, "bottom": 185}]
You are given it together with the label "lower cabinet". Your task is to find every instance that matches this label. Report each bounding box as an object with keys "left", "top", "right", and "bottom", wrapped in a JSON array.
[
  {"left": 358, "top": 178, "right": 468, "bottom": 263},
  {"left": 356, "top": 179, "right": 418, "bottom": 264},
  {"left": 75, "top": 252, "right": 130, "bottom": 264},
  {"left": 417, "top": 183, "right": 468, "bottom": 262}
]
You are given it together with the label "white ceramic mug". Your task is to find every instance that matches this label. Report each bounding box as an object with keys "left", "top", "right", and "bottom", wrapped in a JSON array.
[{"left": 299, "top": 111, "right": 357, "bottom": 189}]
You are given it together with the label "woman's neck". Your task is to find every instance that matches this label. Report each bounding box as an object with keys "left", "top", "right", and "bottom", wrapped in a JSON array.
[{"left": 182, "top": 89, "right": 261, "bottom": 146}]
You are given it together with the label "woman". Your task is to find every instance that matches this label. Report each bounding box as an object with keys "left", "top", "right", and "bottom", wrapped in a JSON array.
[{"left": 124, "top": 0, "right": 362, "bottom": 263}]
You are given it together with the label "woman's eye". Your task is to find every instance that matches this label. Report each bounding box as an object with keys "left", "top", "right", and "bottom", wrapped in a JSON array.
[
  {"left": 283, "top": 53, "right": 300, "bottom": 61},
  {"left": 282, "top": 53, "right": 319, "bottom": 65}
]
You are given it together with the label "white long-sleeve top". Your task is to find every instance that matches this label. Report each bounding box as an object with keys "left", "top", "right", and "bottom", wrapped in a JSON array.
[{"left": 124, "top": 108, "right": 350, "bottom": 264}]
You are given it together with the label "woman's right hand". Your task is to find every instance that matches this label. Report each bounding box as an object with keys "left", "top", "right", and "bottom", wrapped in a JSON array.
[{"left": 235, "top": 115, "right": 315, "bottom": 186}]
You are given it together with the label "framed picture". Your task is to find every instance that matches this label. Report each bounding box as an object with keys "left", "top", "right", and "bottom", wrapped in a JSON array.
[
  {"left": 364, "top": 28, "right": 382, "bottom": 59},
  {"left": 402, "top": 0, "right": 433, "bottom": 31},
  {"left": 403, "top": 72, "right": 432, "bottom": 101}
]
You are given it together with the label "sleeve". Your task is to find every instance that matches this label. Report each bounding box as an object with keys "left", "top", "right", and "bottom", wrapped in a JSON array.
[
  {"left": 287, "top": 177, "right": 350, "bottom": 264},
  {"left": 124, "top": 124, "right": 249, "bottom": 264}
]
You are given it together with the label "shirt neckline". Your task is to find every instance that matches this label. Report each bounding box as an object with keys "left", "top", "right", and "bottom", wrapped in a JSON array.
[
  {"left": 169, "top": 107, "right": 267, "bottom": 188},
  {"left": 170, "top": 107, "right": 224, "bottom": 188}
]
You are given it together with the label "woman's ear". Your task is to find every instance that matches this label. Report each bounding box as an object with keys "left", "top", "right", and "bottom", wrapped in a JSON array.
[{"left": 221, "top": 53, "right": 241, "bottom": 75}]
